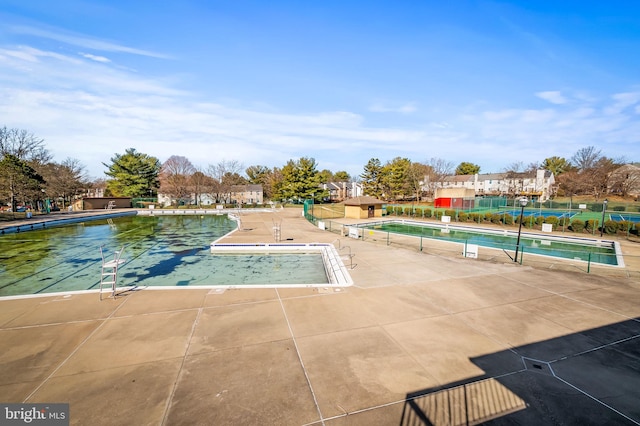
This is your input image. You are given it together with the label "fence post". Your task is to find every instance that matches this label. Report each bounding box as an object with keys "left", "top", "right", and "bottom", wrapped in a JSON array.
[
  {"left": 387, "top": 231, "right": 390, "bottom": 246},
  {"left": 420, "top": 236, "right": 423, "bottom": 252},
  {"left": 587, "top": 252, "right": 591, "bottom": 273}
]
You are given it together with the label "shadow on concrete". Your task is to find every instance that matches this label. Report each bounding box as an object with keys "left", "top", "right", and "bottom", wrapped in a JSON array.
[{"left": 400, "top": 318, "right": 640, "bottom": 425}]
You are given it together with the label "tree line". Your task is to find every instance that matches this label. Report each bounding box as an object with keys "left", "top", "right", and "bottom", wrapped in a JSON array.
[
  {"left": 1, "top": 126, "right": 637, "bottom": 211},
  {"left": 0, "top": 127, "right": 88, "bottom": 211}
]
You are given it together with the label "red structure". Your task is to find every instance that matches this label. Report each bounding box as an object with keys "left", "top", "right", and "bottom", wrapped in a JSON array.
[{"left": 434, "top": 188, "right": 475, "bottom": 209}]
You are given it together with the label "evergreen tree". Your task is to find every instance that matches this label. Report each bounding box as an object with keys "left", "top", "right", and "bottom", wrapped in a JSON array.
[
  {"left": 542, "top": 156, "right": 573, "bottom": 176},
  {"left": 278, "top": 157, "right": 325, "bottom": 202},
  {"left": 384, "top": 157, "right": 412, "bottom": 201},
  {"left": 245, "top": 165, "right": 270, "bottom": 185},
  {"left": 334, "top": 171, "right": 351, "bottom": 182},
  {"left": 0, "top": 154, "right": 45, "bottom": 211},
  {"left": 360, "top": 158, "right": 385, "bottom": 199},
  {"left": 103, "top": 148, "right": 160, "bottom": 197},
  {"left": 246, "top": 165, "right": 278, "bottom": 200},
  {"left": 455, "top": 162, "right": 481, "bottom": 175}
]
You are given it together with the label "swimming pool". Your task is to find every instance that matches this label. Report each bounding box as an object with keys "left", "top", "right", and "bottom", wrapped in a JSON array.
[
  {"left": 356, "top": 220, "right": 623, "bottom": 266},
  {"left": 210, "top": 243, "right": 353, "bottom": 287},
  {"left": 0, "top": 213, "right": 351, "bottom": 298}
]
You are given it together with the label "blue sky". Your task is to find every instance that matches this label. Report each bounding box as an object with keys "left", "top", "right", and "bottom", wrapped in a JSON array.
[{"left": 1, "top": 0, "right": 639, "bottom": 179}]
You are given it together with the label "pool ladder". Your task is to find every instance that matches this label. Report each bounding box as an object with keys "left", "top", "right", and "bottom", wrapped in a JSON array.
[
  {"left": 333, "top": 239, "right": 356, "bottom": 269},
  {"left": 99, "top": 245, "right": 126, "bottom": 300}
]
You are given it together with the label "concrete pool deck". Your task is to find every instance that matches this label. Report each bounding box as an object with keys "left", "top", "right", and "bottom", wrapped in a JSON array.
[{"left": 1, "top": 209, "right": 640, "bottom": 425}]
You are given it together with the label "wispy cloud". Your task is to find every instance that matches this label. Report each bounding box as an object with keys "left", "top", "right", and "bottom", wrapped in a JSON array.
[
  {"left": 80, "top": 52, "right": 111, "bottom": 63},
  {"left": 9, "top": 25, "right": 171, "bottom": 59},
  {"left": 536, "top": 91, "right": 567, "bottom": 104},
  {"left": 369, "top": 102, "right": 417, "bottom": 114},
  {"left": 604, "top": 91, "right": 640, "bottom": 115},
  {"left": 0, "top": 45, "right": 427, "bottom": 176},
  {"left": 1, "top": 41, "right": 638, "bottom": 178}
]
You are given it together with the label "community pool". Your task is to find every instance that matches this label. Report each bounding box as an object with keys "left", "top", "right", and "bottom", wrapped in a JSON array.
[
  {"left": 0, "top": 214, "right": 351, "bottom": 298},
  {"left": 356, "top": 220, "right": 623, "bottom": 266}
]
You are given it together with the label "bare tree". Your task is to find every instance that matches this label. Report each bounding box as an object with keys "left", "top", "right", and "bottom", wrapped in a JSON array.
[
  {"left": 526, "top": 162, "right": 540, "bottom": 173},
  {"left": 407, "top": 161, "right": 429, "bottom": 201},
  {"left": 190, "top": 167, "right": 214, "bottom": 206},
  {"left": 503, "top": 162, "right": 526, "bottom": 196},
  {"left": 609, "top": 164, "right": 640, "bottom": 197},
  {"left": 0, "top": 127, "right": 52, "bottom": 164},
  {"left": 503, "top": 162, "right": 525, "bottom": 173},
  {"left": 40, "top": 158, "right": 89, "bottom": 208},
  {"left": 160, "top": 155, "right": 196, "bottom": 205},
  {"left": 424, "top": 157, "right": 453, "bottom": 198},
  {"left": 571, "top": 146, "right": 602, "bottom": 171},
  {"left": 585, "top": 157, "right": 622, "bottom": 200},
  {"left": 206, "top": 159, "right": 245, "bottom": 203}
]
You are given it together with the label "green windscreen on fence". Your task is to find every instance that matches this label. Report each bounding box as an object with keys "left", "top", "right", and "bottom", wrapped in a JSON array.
[{"left": 475, "top": 197, "right": 508, "bottom": 209}]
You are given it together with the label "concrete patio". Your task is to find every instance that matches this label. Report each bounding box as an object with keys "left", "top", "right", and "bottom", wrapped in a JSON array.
[{"left": 1, "top": 209, "right": 639, "bottom": 425}]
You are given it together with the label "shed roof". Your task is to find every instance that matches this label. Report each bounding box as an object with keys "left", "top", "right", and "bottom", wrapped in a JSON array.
[{"left": 343, "top": 196, "right": 385, "bottom": 206}]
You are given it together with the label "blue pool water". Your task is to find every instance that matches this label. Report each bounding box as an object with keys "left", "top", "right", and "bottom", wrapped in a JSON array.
[
  {"left": 0, "top": 214, "right": 328, "bottom": 297},
  {"left": 359, "top": 220, "right": 620, "bottom": 266}
]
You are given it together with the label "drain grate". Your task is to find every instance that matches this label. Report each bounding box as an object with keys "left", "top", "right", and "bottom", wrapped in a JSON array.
[{"left": 522, "top": 357, "right": 555, "bottom": 377}]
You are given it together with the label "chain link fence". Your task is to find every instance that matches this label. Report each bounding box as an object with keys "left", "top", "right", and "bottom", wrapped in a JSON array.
[{"left": 306, "top": 214, "right": 640, "bottom": 280}]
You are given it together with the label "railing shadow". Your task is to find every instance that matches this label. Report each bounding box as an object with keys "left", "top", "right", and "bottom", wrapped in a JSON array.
[{"left": 399, "top": 317, "right": 640, "bottom": 425}]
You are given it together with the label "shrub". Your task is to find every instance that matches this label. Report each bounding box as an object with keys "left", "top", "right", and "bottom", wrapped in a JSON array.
[
  {"left": 404, "top": 206, "right": 413, "bottom": 216},
  {"left": 435, "top": 210, "right": 444, "bottom": 219},
  {"left": 612, "top": 205, "right": 625, "bottom": 212},
  {"left": 444, "top": 209, "right": 456, "bottom": 219},
  {"left": 386, "top": 205, "right": 393, "bottom": 215},
  {"left": 394, "top": 206, "right": 403, "bottom": 216},
  {"left": 502, "top": 213, "right": 514, "bottom": 225},
  {"left": 469, "top": 212, "right": 480, "bottom": 222},
  {"left": 424, "top": 208, "right": 432, "bottom": 218},
  {"left": 490, "top": 213, "right": 502, "bottom": 224},
  {"left": 535, "top": 216, "right": 545, "bottom": 226},
  {"left": 458, "top": 212, "right": 468, "bottom": 222},
  {"left": 414, "top": 207, "right": 422, "bottom": 217},
  {"left": 544, "top": 216, "right": 559, "bottom": 230},
  {"left": 570, "top": 219, "right": 585, "bottom": 232},
  {"left": 603, "top": 220, "right": 619, "bottom": 235},
  {"left": 484, "top": 212, "right": 493, "bottom": 222},
  {"left": 585, "top": 219, "right": 598, "bottom": 233},
  {"left": 618, "top": 220, "right": 633, "bottom": 234},
  {"left": 559, "top": 217, "right": 571, "bottom": 228}
]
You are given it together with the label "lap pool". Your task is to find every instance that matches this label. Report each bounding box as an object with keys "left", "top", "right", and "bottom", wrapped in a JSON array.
[
  {"left": 0, "top": 213, "right": 352, "bottom": 298},
  {"left": 355, "top": 220, "right": 623, "bottom": 266}
]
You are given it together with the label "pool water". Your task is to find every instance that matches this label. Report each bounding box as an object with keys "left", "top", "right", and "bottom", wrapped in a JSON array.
[
  {"left": 360, "top": 221, "right": 620, "bottom": 266},
  {"left": 207, "top": 253, "right": 328, "bottom": 285},
  {"left": 0, "top": 214, "right": 328, "bottom": 297}
]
